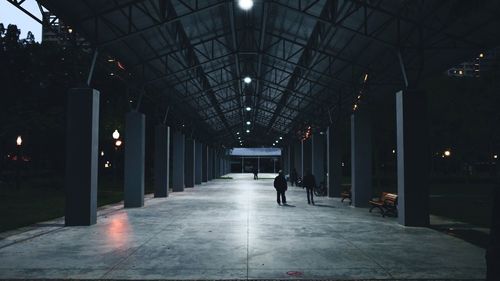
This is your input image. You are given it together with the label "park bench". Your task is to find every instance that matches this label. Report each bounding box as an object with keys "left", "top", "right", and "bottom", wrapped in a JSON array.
[
  {"left": 369, "top": 192, "right": 398, "bottom": 217},
  {"left": 340, "top": 190, "right": 352, "bottom": 205}
]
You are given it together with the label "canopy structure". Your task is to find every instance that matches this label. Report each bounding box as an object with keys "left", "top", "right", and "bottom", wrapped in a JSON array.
[{"left": 27, "top": 0, "right": 500, "bottom": 146}]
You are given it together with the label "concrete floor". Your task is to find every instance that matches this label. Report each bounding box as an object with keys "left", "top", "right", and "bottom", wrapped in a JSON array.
[{"left": 0, "top": 173, "right": 486, "bottom": 280}]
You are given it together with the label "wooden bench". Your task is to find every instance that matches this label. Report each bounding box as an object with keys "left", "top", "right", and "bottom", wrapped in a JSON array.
[
  {"left": 340, "top": 190, "right": 351, "bottom": 205},
  {"left": 369, "top": 192, "right": 398, "bottom": 217}
]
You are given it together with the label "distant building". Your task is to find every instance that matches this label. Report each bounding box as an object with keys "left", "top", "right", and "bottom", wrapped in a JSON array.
[
  {"left": 447, "top": 48, "right": 499, "bottom": 78},
  {"left": 41, "top": 11, "right": 87, "bottom": 47}
]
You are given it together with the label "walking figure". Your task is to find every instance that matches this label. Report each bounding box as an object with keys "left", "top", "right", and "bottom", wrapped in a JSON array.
[
  {"left": 253, "top": 167, "right": 258, "bottom": 180},
  {"left": 274, "top": 170, "right": 287, "bottom": 205},
  {"left": 290, "top": 168, "right": 298, "bottom": 186},
  {"left": 303, "top": 170, "right": 316, "bottom": 205}
]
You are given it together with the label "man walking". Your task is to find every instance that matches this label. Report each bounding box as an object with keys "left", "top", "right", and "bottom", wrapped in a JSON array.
[
  {"left": 290, "top": 168, "right": 298, "bottom": 186},
  {"left": 303, "top": 170, "right": 316, "bottom": 205},
  {"left": 274, "top": 170, "right": 287, "bottom": 205}
]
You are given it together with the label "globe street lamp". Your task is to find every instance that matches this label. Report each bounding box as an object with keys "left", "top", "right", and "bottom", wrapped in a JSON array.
[
  {"left": 113, "top": 139, "right": 122, "bottom": 187},
  {"left": 112, "top": 129, "right": 120, "bottom": 140},
  {"left": 16, "top": 136, "right": 22, "bottom": 189}
]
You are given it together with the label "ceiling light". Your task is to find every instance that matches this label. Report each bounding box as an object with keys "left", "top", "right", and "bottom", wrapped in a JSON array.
[
  {"left": 245, "top": 106, "right": 252, "bottom": 111},
  {"left": 243, "top": 76, "right": 252, "bottom": 84},
  {"left": 246, "top": 129, "right": 250, "bottom": 133},
  {"left": 246, "top": 121, "right": 251, "bottom": 125},
  {"left": 238, "top": 0, "right": 254, "bottom": 11},
  {"left": 272, "top": 143, "right": 276, "bottom": 146},
  {"left": 279, "top": 136, "right": 283, "bottom": 140},
  {"left": 236, "top": 132, "right": 240, "bottom": 135}
]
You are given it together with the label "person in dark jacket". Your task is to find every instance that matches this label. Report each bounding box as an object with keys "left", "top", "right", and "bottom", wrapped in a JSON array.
[
  {"left": 290, "top": 168, "right": 298, "bottom": 186},
  {"left": 302, "top": 170, "right": 316, "bottom": 205},
  {"left": 274, "top": 170, "right": 287, "bottom": 205},
  {"left": 253, "top": 167, "right": 258, "bottom": 180}
]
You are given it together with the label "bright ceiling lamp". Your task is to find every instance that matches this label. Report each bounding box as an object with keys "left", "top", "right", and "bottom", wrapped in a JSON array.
[
  {"left": 245, "top": 106, "right": 252, "bottom": 111},
  {"left": 238, "top": 0, "right": 254, "bottom": 11},
  {"left": 243, "top": 76, "right": 252, "bottom": 84},
  {"left": 246, "top": 129, "right": 250, "bottom": 133},
  {"left": 246, "top": 121, "right": 251, "bottom": 125}
]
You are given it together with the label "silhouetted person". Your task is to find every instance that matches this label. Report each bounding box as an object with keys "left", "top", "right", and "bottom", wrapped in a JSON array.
[
  {"left": 274, "top": 170, "right": 287, "bottom": 205},
  {"left": 303, "top": 170, "right": 316, "bottom": 205},
  {"left": 486, "top": 186, "right": 500, "bottom": 280},
  {"left": 253, "top": 167, "right": 258, "bottom": 180},
  {"left": 290, "top": 168, "right": 298, "bottom": 186}
]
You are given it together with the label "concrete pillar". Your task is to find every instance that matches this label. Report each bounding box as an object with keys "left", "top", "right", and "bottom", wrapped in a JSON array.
[
  {"left": 327, "top": 124, "right": 343, "bottom": 197},
  {"left": 124, "top": 111, "right": 145, "bottom": 208},
  {"left": 65, "top": 88, "right": 99, "bottom": 226},
  {"left": 202, "top": 144, "right": 208, "bottom": 182},
  {"left": 154, "top": 125, "right": 169, "bottom": 197},
  {"left": 185, "top": 138, "right": 195, "bottom": 188},
  {"left": 207, "top": 147, "right": 213, "bottom": 180},
  {"left": 195, "top": 141, "right": 202, "bottom": 184},
  {"left": 214, "top": 150, "right": 220, "bottom": 178},
  {"left": 284, "top": 146, "right": 291, "bottom": 175},
  {"left": 172, "top": 131, "right": 185, "bottom": 191},
  {"left": 351, "top": 108, "right": 372, "bottom": 207},
  {"left": 312, "top": 133, "right": 326, "bottom": 184},
  {"left": 302, "top": 138, "right": 312, "bottom": 176},
  {"left": 396, "top": 90, "right": 430, "bottom": 226},
  {"left": 293, "top": 142, "right": 302, "bottom": 179}
]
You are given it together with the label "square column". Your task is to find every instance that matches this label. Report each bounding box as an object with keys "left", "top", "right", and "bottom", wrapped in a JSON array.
[
  {"left": 202, "top": 144, "right": 208, "bottom": 182},
  {"left": 172, "top": 131, "right": 185, "bottom": 192},
  {"left": 124, "top": 111, "right": 146, "bottom": 208},
  {"left": 312, "top": 133, "right": 326, "bottom": 184},
  {"left": 65, "top": 88, "right": 99, "bottom": 226},
  {"left": 185, "top": 138, "right": 195, "bottom": 188},
  {"left": 195, "top": 141, "right": 202, "bottom": 184},
  {"left": 154, "top": 125, "right": 169, "bottom": 197},
  {"left": 293, "top": 142, "right": 302, "bottom": 179},
  {"left": 351, "top": 108, "right": 372, "bottom": 207},
  {"left": 327, "top": 124, "right": 343, "bottom": 197},
  {"left": 207, "top": 147, "right": 213, "bottom": 181},
  {"left": 214, "top": 150, "right": 219, "bottom": 178},
  {"left": 302, "top": 139, "right": 313, "bottom": 176},
  {"left": 396, "top": 90, "right": 430, "bottom": 226}
]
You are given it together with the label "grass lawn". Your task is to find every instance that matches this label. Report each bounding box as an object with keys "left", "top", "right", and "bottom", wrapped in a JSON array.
[
  {"left": 0, "top": 176, "right": 153, "bottom": 233},
  {"left": 342, "top": 177, "right": 495, "bottom": 228}
]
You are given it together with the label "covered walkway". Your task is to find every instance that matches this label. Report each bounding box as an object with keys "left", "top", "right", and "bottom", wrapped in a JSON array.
[{"left": 0, "top": 174, "right": 484, "bottom": 280}]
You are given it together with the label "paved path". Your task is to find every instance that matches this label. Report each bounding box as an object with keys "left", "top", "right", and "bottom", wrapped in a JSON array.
[{"left": 0, "top": 173, "right": 485, "bottom": 279}]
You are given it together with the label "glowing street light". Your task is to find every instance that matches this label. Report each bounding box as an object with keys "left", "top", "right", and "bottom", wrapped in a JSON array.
[
  {"left": 279, "top": 136, "right": 283, "bottom": 140},
  {"left": 245, "top": 106, "right": 252, "bottom": 111},
  {"left": 15, "top": 135, "right": 23, "bottom": 189},
  {"left": 243, "top": 76, "right": 252, "bottom": 84},
  {"left": 494, "top": 154, "right": 498, "bottom": 159},
  {"left": 112, "top": 129, "right": 120, "bottom": 140},
  {"left": 246, "top": 129, "right": 250, "bottom": 133},
  {"left": 246, "top": 121, "right": 251, "bottom": 125},
  {"left": 443, "top": 150, "right": 451, "bottom": 157},
  {"left": 238, "top": 0, "right": 254, "bottom": 11},
  {"left": 115, "top": 140, "right": 123, "bottom": 147}
]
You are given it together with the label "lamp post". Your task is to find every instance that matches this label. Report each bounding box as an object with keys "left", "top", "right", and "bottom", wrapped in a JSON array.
[
  {"left": 16, "top": 136, "right": 22, "bottom": 189},
  {"left": 112, "top": 130, "right": 121, "bottom": 187}
]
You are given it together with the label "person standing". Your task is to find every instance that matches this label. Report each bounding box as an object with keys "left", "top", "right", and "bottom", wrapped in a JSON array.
[
  {"left": 253, "top": 167, "right": 258, "bottom": 180},
  {"left": 303, "top": 170, "right": 316, "bottom": 205},
  {"left": 274, "top": 170, "right": 287, "bottom": 205},
  {"left": 290, "top": 168, "right": 298, "bottom": 186}
]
